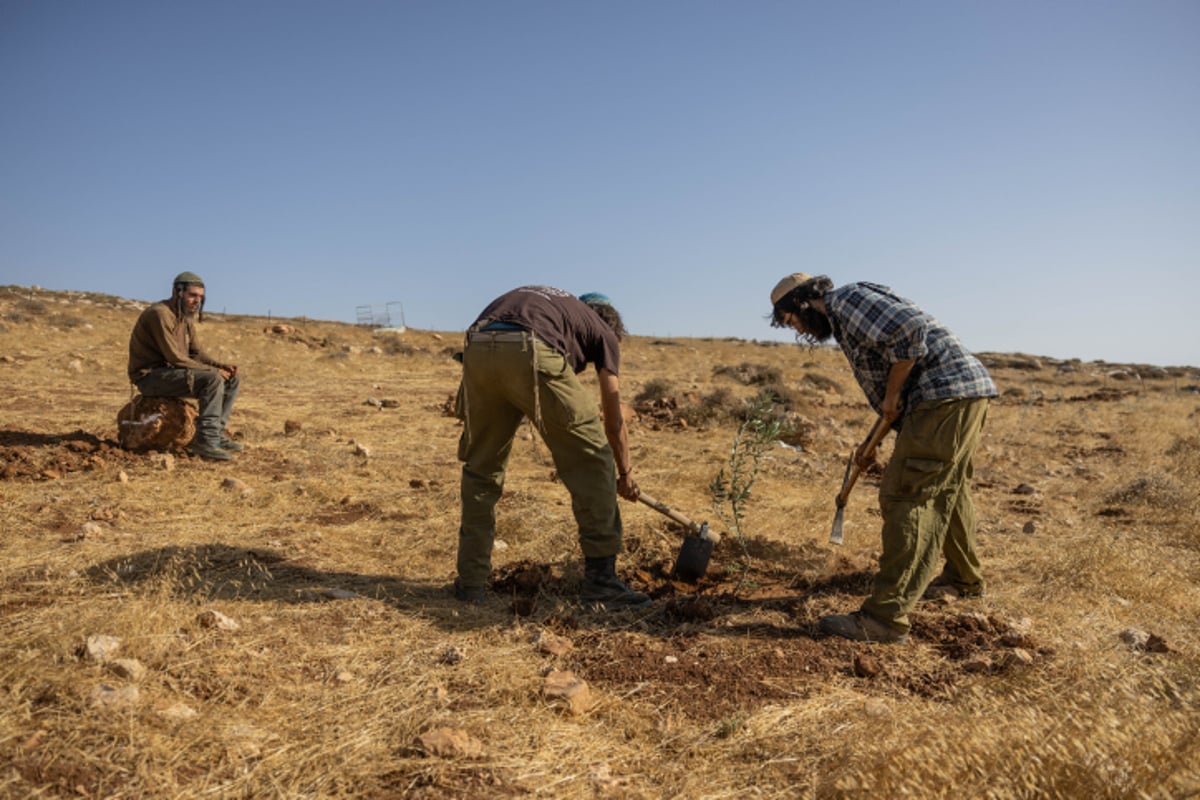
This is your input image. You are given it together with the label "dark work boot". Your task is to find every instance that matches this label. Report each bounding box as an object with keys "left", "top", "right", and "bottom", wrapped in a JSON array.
[
  {"left": 189, "top": 439, "right": 232, "bottom": 461},
  {"left": 580, "top": 555, "right": 651, "bottom": 610}
]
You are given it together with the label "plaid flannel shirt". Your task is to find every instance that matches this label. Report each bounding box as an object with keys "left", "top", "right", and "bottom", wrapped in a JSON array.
[{"left": 825, "top": 282, "right": 997, "bottom": 420}]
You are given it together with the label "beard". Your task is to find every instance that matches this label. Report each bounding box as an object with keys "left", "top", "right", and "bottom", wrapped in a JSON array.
[{"left": 797, "top": 306, "right": 833, "bottom": 343}]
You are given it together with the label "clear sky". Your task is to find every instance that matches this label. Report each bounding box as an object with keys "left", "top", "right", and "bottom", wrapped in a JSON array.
[{"left": 2, "top": 1, "right": 1197, "bottom": 366}]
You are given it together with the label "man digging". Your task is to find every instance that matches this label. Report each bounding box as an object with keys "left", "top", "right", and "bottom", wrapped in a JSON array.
[
  {"left": 453, "top": 286, "right": 649, "bottom": 611},
  {"left": 770, "top": 274, "right": 997, "bottom": 643},
  {"left": 127, "top": 272, "right": 242, "bottom": 461}
]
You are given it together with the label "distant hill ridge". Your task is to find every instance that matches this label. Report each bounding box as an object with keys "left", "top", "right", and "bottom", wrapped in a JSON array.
[{"left": 2, "top": 283, "right": 1197, "bottom": 373}]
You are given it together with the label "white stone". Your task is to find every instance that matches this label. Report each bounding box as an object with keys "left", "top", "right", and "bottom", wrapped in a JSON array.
[
  {"left": 197, "top": 609, "right": 240, "bottom": 631},
  {"left": 85, "top": 634, "right": 121, "bottom": 662}
]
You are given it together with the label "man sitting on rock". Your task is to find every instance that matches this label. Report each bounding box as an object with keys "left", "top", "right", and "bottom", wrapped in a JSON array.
[{"left": 127, "top": 272, "right": 241, "bottom": 461}]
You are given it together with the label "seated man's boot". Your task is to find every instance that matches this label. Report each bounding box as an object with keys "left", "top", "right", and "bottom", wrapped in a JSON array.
[
  {"left": 580, "top": 555, "right": 651, "bottom": 610},
  {"left": 190, "top": 438, "right": 232, "bottom": 461}
]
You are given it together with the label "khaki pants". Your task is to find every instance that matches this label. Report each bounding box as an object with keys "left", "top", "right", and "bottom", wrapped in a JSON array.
[
  {"left": 861, "top": 397, "right": 989, "bottom": 633},
  {"left": 456, "top": 332, "right": 622, "bottom": 588}
]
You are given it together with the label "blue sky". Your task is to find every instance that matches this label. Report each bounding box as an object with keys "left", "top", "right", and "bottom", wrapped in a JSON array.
[{"left": 2, "top": 1, "right": 1197, "bottom": 366}]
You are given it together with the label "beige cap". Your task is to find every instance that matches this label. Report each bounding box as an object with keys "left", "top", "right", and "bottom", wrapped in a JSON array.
[{"left": 770, "top": 272, "right": 812, "bottom": 306}]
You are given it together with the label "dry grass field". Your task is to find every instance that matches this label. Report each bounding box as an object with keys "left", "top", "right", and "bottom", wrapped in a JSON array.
[{"left": 1, "top": 284, "right": 1198, "bottom": 799}]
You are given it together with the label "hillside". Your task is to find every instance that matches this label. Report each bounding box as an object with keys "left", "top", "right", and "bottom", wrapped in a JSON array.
[{"left": 1, "top": 283, "right": 1197, "bottom": 798}]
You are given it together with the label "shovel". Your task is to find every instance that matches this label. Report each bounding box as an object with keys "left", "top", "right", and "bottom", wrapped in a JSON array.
[
  {"left": 829, "top": 416, "right": 893, "bottom": 545},
  {"left": 637, "top": 491, "right": 715, "bottom": 581}
]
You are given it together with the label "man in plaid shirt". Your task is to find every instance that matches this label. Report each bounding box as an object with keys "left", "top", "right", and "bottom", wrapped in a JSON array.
[{"left": 770, "top": 274, "right": 997, "bottom": 643}]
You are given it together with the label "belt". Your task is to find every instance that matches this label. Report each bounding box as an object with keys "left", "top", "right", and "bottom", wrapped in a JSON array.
[{"left": 466, "top": 330, "right": 531, "bottom": 343}]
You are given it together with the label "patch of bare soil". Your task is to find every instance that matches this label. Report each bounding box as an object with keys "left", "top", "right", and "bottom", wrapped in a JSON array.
[
  {"left": 0, "top": 428, "right": 138, "bottom": 480},
  {"left": 491, "top": 556, "right": 1046, "bottom": 721}
]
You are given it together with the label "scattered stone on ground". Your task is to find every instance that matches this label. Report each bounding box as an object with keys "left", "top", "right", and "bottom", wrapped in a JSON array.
[
  {"left": 90, "top": 684, "right": 140, "bottom": 709},
  {"left": 438, "top": 646, "right": 467, "bottom": 666},
  {"left": 419, "top": 727, "right": 485, "bottom": 759},
  {"left": 535, "top": 630, "right": 574, "bottom": 657},
  {"left": 84, "top": 635, "right": 121, "bottom": 662},
  {"left": 197, "top": 609, "right": 240, "bottom": 631},
  {"left": 543, "top": 669, "right": 594, "bottom": 715},
  {"left": 107, "top": 658, "right": 147, "bottom": 682},
  {"left": 157, "top": 703, "right": 198, "bottom": 721}
]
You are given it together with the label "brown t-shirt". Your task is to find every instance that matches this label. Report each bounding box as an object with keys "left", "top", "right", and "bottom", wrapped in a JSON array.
[
  {"left": 127, "top": 300, "right": 226, "bottom": 380},
  {"left": 474, "top": 286, "right": 621, "bottom": 375}
]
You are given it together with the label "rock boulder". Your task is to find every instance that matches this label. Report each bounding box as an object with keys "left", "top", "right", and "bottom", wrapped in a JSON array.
[{"left": 117, "top": 396, "right": 196, "bottom": 451}]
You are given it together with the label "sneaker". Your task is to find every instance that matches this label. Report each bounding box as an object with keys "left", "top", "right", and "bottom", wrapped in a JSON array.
[
  {"left": 818, "top": 611, "right": 908, "bottom": 644},
  {"left": 219, "top": 437, "right": 244, "bottom": 452},
  {"left": 189, "top": 441, "right": 233, "bottom": 461},
  {"left": 453, "top": 578, "right": 487, "bottom": 604},
  {"left": 580, "top": 556, "right": 651, "bottom": 610}
]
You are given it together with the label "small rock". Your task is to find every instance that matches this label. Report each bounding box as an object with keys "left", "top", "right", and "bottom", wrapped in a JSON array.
[
  {"left": 418, "top": 727, "right": 484, "bottom": 759},
  {"left": 157, "top": 703, "right": 198, "bottom": 721},
  {"left": 543, "top": 669, "right": 593, "bottom": 715},
  {"left": 80, "top": 521, "right": 104, "bottom": 540},
  {"left": 1145, "top": 634, "right": 1174, "bottom": 653},
  {"left": 1022, "top": 520, "right": 1037, "bottom": 534},
  {"left": 863, "top": 698, "right": 890, "bottom": 718},
  {"left": 365, "top": 397, "right": 383, "bottom": 408},
  {"left": 148, "top": 453, "right": 175, "bottom": 471},
  {"left": 323, "top": 588, "right": 357, "bottom": 600},
  {"left": 67, "top": 359, "right": 83, "bottom": 373},
  {"left": 197, "top": 609, "right": 240, "bottom": 631},
  {"left": 221, "top": 477, "right": 248, "bottom": 492},
  {"left": 1120, "top": 627, "right": 1150, "bottom": 649},
  {"left": 1013, "top": 483, "right": 1036, "bottom": 495},
  {"left": 493, "top": 538, "right": 509, "bottom": 551},
  {"left": 107, "top": 658, "right": 147, "bottom": 682},
  {"left": 117, "top": 470, "right": 129, "bottom": 483},
  {"left": 535, "top": 631, "right": 574, "bottom": 657},
  {"left": 1002, "top": 648, "right": 1035, "bottom": 668},
  {"left": 90, "top": 684, "right": 140, "bottom": 709},
  {"left": 284, "top": 420, "right": 303, "bottom": 434},
  {"left": 1000, "top": 631, "right": 1031, "bottom": 648},
  {"left": 438, "top": 646, "right": 466, "bottom": 666},
  {"left": 334, "top": 671, "right": 354, "bottom": 683},
  {"left": 84, "top": 635, "right": 121, "bottom": 662},
  {"left": 853, "top": 653, "right": 882, "bottom": 678},
  {"left": 354, "top": 443, "right": 370, "bottom": 457},
  {"left": 963, "top": 657, "right": 992, "bottom": 674},
  {"left": 664, "top": 655, "right": 679, "bottom": 664}
]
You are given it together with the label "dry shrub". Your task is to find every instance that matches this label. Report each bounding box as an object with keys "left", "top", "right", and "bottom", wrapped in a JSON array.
[
  {"left": 378, "top": 335, "right": 420, "bottom": 356},
  {"left": 801, "top": 371, "right": 844, "bottom": 394},
  {"left": 14, "top": 297, "right": 48, "bottom": 316},
  {"left": 712, "top": 362, "right": 782, "bottom": 386},
  {"left": 678, "top": 386, "right": 743, "bottom": 425},
  {"left": 1103, "top": 474, "right": 1186, "bottom": 507},
  {"left": 633, "top": 378, "right": 673, "bottom": 405}
]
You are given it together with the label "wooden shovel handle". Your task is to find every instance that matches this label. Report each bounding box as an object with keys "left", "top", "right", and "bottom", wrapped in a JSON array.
[
  {"left": 836, "top": 416, "right": 893, "bottom": 505},
  {"left": 638, "top": 491, "right": 702, "bottom": 535}
]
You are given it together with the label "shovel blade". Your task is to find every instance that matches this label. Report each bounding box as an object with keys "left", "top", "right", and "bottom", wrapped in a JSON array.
[
  {"left": 829, "top": 505, "right": 846, "bottom": 546},
  {"left": 673, "top": 534, "right": 713, "bottom": 582}
]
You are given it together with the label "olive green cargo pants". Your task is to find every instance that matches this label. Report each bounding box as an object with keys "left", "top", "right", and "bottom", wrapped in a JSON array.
[
  {"left": 456, "top": 331, "right": 623, "bottom": 589},
  {"left": 861, "top": 397, "right": 989, "bottom": 634}
]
